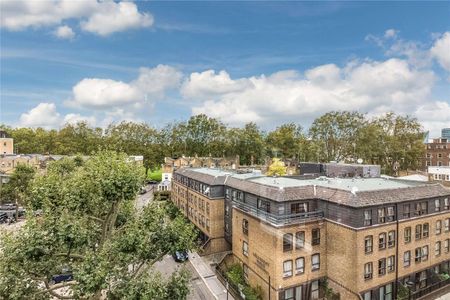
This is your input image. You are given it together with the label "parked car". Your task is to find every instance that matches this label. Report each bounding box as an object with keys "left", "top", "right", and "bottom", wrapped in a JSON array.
[
  {"left": 0, "top": 203, "right": 15, "bottom": 210},
  {"left": 172, "top": 250, "right": 189, "bottom": 262},
  {"left": 50, "top": 268, "right": 73, "bottom": 285},
  {"left": 139, "top": 187, "right": 147, "bottom": 194},
  {"left": 0, "top": 212, "right": 8, "bottom": 223}
]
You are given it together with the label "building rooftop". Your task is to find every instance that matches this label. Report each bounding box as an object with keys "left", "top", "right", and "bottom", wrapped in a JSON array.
[
  {"left": 175, "top": 167, "right": 450, "bottom": 207},
  {"left": 248, "top": 176, "right": 423, "bottom": 192}
]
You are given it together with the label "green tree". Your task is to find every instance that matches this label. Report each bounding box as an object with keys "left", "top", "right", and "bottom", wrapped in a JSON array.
[
  {"left": 0, "top": 151, "right": 197, "bottom": 299},
  {"left": 309, "top": 111, "right": 366, "bottom": 162},
  {"left": 1, "top": 164, "right": 35, "bottom": 219},
  {"left": 266, "top": 123, "right": 306, "bottom": 159}
]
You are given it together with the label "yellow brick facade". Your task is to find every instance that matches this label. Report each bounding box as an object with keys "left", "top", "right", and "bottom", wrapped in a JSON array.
[{"left": 0, "top": 138, "right": 13, "bottom": 155}]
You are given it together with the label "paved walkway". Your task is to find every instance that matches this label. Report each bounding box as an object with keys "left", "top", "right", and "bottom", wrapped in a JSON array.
[{"left": 188, "top": 252, "right": 235, "bottom": 300}]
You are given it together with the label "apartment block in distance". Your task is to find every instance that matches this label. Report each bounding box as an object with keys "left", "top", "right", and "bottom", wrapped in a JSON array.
[
  {"left": 171, "top": 167, "right": 450, "bottom": 300},
  {"left": 424, "top": 137, "right": 450, "bottom": 168}
]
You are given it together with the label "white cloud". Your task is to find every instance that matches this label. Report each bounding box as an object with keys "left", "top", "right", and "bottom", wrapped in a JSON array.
[
  {"left": 384, "top": 29, "right": 398, "bottom": 39},
  {"left": 430, "top": 32, "right": 450, "bottom": 72},
  {"left": 181, "top": 70, "right": 253, "bottom": 100},
  {"left": 70, "top": 78, "right": 142, "bottom": 108},
  {"left": 19, "top": 102, "right": 61, "bottom": 128},
  {"left": 366, "top": 29, "right": 430, "bottom": 68},
  {"left": 0, "top": 0, "right": 153, "bottom": 36},
  {"left": 415, "top": 101, "right": 450, "bottom": 137},
  {"left": 63, "top": 113, "right": 96, "bottom": 126},
  {"left": 54, "top": 25, "right": 75, "bottom": 39},
  {"left": 80, "top": 1, "right": 153, "bottom": 36},
  {"left": 188, "top": 58, "right": 437, "bottom": 126},
  {"left": 66, "top": 64, "right": 181, "bottom": 109}
]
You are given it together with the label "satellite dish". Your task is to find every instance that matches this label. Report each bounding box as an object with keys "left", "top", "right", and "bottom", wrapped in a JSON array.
[{"left": 357, "top": 158, "right": 363, "bottom": 164}]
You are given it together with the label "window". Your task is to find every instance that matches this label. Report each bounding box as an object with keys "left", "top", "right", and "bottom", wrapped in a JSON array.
[
  {"left": 387, "top": 255, "right": 395, "bottom": 272},
  {"left": 243, "top": 264, "right": 249, "bottom": 281},
  {"left": 283, "top": 260, "right": 293, "bottom": 277},
  {"left": 403, "top": 204, "right": 411, "bottom": 218},
  {"left": 363, "top": 291, "right": 372, "bottom": 300},
  {"left": 445, "top": 218, "right": 449, "bottom": 232},
  {"left": 242, "top": 219, "right": 249, "bottom": 235},
  {"left": 415, "top": 202, "right": 427, "bottom": 216},
  {"left": 311, "top": 254, "right": 320, "bottom": 271},
  {"left": 435, "top": 199, "right": 441, "bottom": 212},
  {"left": 379, "top": 283, "right": 393, "bottom": 300},
  {"left": 257, "top": 198, "right": 270, "bottom": 213},
  {"left": 364, "top": 210, "right": 372, "bottom": 226},
  {"left": 295, "top": 257, "right": 304, "bottom": 275},
  {"left": 311, "top": 280, "right": 319, "bottom": 300},
  {"left": 291, "top": 202, "right": 308, "bottom": 214},
  {"left": 378, "top": 208, "right": 386, "bottom": 223},
  {"left": 295, "top": 231, "right": 305, "bottom": 249},
  {"left": 436, "top": 220, "right": 442, "bottom": 235},
  {"left": 417, "top": 270, "right": 427, "bottom": 289},
  {"left": 404, "top": 227, "right": 411, "bottom": 243},
  {"left": 364, "top": 262, "right": 373, "bottom": 280},
  {"left": 283, "top": 288, "right": 294, "bottom": 300},
  {"left": 379, "top": 233, "right": 386, "bottom": 250},
  {"left": 404, "top": 251, "right": 411, "bottom": 267},
  {"left": 388, "top": 231, "right": 395, "bottom": 248},
  {"left": 225, "top": 222, "right": 230, "bottom": 233},
  {"left": 364, "top": 236, "right": 373, "bottom": 253},
  {"left": 415, "top": 224, "right": 422, "bottom": 240},
  {"left": 444, "top": 239, "right": 449, "bottom": 253},
  {"left": 422, "top": 245, "right": 429, "bottom": 261},
  {"left": 415, "top": 247, "right": 422, "bottom": 263},
  {"left": 387, "top": 206, "right": 395, "bottom": 221},
  {"left": 435, "top": 242, "right": 441, "bottom": 256},
  {"left": 423, "top": 223, "right": 429, "bottom": 237},
  {"left": 444, "top": 198, "right": 449, "bottom": 210},
  {"left": 283, "top": 233, "right": 293, "bottom": 252},
  {"left": 225, "top": 204, "right": 230, "bottom": 216},
  {"left": 312, "top": 228, "right": 320, "bottom": 245},
  {"left": 242, "top": 241, "right": 248, "bottom": 257},
  {"left": 378, "top": 258, "right": 386, "bottom": 276}
]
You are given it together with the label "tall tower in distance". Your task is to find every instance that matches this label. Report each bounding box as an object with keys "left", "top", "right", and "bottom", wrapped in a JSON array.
[
  {"left": 442, "top": 128, "right": 450, "bottom": 139},
  {"left": 0, "top": 130, "right": 14, "bottom": 155}
]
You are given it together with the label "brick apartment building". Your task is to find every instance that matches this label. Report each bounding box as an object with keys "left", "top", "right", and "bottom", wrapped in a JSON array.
[
  {"left": 171, "top": 167, "right": 450, "bottom": 300},
  {"left": 424, "top": 138, "right": 450, "bottom": 169}
]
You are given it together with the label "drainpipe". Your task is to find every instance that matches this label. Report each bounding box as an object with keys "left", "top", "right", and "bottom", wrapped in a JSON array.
[
  {"left": 395, "top": 203, "right": 399, "bottom": 300},
  {"left": 268, "top": 276, "right": 271, "bottom": 300}
]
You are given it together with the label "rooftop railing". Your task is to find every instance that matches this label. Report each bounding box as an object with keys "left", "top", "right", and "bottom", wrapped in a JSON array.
[{"left": 232, "top": 201, "right": 324, "bottom": 226}]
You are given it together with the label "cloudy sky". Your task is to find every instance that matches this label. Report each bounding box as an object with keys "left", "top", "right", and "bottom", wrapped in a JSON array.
[{"left": 1, "top": 1, "right": 449, "bottom": 136}]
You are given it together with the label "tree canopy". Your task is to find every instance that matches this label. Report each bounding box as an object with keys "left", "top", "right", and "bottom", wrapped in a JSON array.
[
  {"left": 0, "top": 111, "right": 426, "bottom": 175},
  {"left": 0, "top": 151, "right": 198, "bottom": 299}
]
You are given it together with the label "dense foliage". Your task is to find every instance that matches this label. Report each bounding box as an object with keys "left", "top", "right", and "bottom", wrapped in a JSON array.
[
  {"left": 0, "top": 111, "right": 425, "bottom": 175},
  {"left": 0, "top": 151, "right": 198, "bottom": 299}
]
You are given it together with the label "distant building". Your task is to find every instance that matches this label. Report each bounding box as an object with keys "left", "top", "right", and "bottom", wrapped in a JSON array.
[
  {"left": 424, "top": 138, "right": 450, "bottom": 169},
  {"left": 299, "top": 162, "right": 381, "bottom": 178},
  {"left": 442, "top": 128, "right": 450, "bottom": 139},
  {"left": 0, "top": 131, "right": 14, "bottom": 155},
  {"left": 161, "top": 155, "right": 240, "bottom": 191},
  {"left": 429, "top": 166, "right": 450, "bottom": 187}
]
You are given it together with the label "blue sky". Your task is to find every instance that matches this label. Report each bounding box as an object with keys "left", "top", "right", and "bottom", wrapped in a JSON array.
[{"left": 1, "top": 1, "right": 449, "bottom": 136}]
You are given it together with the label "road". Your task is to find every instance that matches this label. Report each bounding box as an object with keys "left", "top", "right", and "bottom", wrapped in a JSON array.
[{"left": 137, "top": 185, "right": 213, "bottom": 300}]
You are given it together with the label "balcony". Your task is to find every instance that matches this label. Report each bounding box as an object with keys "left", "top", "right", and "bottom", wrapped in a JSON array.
[{"left": 232, "top": 201, "right": 324, "bottom": 227}]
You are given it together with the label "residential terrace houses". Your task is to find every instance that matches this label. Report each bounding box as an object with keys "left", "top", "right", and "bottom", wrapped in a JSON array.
[{"left": 171, "top": 167, "right": 450, "bottom": 300}]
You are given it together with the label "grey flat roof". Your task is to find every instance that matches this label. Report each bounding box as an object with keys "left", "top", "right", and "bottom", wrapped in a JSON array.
[{"left": 248, "top": 176, "right": 423, "bottom": 192}]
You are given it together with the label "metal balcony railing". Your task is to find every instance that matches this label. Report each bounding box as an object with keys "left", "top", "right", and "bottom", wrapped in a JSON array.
[{"left": 232, "top": 201, "right": 324, "bottom": 226}]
